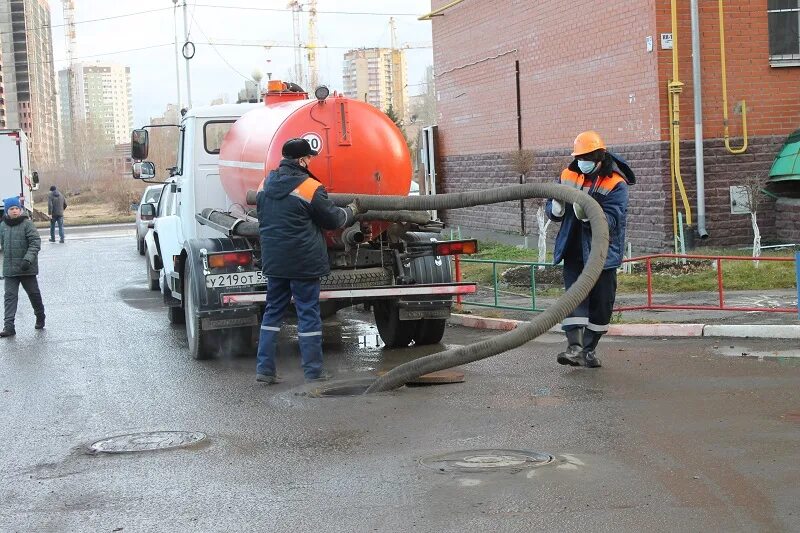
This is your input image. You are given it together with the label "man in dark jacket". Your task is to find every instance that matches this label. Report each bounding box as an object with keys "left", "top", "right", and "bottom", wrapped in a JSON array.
[
  {"left": 1, "top": 196, "right": 45, "bottom": 337},
  {"left": 47, "top": 185, "right": 67, "bottom": 243},
  {"left": 255, "top": 138, "right": 362, "bottom": 384},
  {"left": 546, "top": 131, "right": 633, "bottom": 368}
]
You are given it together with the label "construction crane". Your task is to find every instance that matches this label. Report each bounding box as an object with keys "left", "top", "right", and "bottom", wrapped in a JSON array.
[
  {"left": 62, "top": 0, "right": 80, "bottom": 140},
  {"left": 287, "top": 0, "right": 304, "bottom": 88},
  {"left": 306, "top": 0, "right": 318, "bottom": 90}
]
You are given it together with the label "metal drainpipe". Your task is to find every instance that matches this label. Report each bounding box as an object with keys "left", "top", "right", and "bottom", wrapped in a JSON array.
[{"left": 691, "top": 0, "right": 709, "bottom": 238}]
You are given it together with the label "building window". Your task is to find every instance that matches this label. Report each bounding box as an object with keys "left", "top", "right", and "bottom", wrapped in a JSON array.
[{"left": 769, "top": 0, "right": 800, "bottom": 66}]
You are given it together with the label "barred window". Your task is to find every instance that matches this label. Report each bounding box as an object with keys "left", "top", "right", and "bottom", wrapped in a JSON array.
[{"left": 769, "top": 0, "right": 800, "bottom": 66}]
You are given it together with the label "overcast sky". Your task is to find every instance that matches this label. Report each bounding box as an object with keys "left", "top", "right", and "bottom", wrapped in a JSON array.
[{"left": 48, "top": 1, "right": 434, "bottom": 126}]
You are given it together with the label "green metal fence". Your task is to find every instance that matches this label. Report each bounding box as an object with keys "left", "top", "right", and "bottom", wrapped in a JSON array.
[{"left": 455, "top": 257, "right": 561, "bottom": 312}]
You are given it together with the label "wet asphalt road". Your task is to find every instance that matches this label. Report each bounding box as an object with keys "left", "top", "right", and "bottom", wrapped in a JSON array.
[{"left": 1, "top": 224, "right": 799, "bottom": 532}]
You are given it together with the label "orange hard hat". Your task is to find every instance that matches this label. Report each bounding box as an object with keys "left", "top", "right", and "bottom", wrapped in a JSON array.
[{"left": 571, "top": 130, "right": 606, "bottom": 157}]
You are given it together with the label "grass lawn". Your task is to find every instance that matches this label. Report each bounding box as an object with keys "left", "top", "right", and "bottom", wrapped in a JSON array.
[{"left": 458, "top": 241, "right": 798, "bottom": 293}]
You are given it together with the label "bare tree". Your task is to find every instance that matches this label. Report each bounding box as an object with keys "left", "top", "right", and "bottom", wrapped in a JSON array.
[
  {"left": 739, "top": 171, "right": 770, "bottom": 268},
  {"left": 510, "top": 150, "right": 551, "bottom": 267}
]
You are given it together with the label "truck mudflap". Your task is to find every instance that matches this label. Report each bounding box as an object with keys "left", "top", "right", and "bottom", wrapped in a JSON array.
[{"left": 219, "top": 282, "right": 477, "bottom": 306}]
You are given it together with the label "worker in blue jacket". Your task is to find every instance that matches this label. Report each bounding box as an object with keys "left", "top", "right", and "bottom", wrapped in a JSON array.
[
  {"left": 255, "top": 138, "right": 362, "bottom": 384},
  {"left": 546, "top": 131, "right": 634, "bottom": 368}
]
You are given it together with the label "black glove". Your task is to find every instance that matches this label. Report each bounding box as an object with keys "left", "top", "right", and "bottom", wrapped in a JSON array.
[
  {"left": 346, "top": 198, "right": 365, "bottom": 216},
  {"left": 20, "top": 259, "right": 31, "bottom": 272}
]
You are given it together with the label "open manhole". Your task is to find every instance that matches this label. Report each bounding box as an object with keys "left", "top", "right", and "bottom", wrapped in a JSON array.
[
  {"left": 87, "top": 431, "right": 207, "bottom": 454},
  {"left": 305, "top": 378, "right": 375, "bottom": 398},
  {"left": 420, "top": 449, "right": 555, "bottom": 473}
]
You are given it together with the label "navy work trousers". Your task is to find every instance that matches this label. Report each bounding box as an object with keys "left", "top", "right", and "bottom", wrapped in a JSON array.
[
  {"left": 256, "top": 277, "right": 323, "bottom": 380},
  {"left": 561, "top": 255, "right": 618, "bottom": 335}
]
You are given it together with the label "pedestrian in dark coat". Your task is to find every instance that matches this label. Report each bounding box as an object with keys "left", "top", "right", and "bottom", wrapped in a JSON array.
[
  {"left": 546, "top": 131, "right": 634, "bottom": 368},
  {"left": 47, "top": 185, "right": 67, "bottom": 243},
  {"left": 0, "top": 196, "right": 45, "bottom": 336},
  {"left": 254, "top": 138, "right": 362, "bottom": 384}
]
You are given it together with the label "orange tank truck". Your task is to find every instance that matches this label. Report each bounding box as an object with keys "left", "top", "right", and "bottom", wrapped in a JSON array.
[
  {"left": 129, "top": 81, "right": 477, "bottom": 359},
  {"left": 219, "top": 83, "right": 412, "bottom": 206}
]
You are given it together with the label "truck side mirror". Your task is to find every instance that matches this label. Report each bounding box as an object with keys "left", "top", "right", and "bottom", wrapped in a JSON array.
[
  {"left": 140, "top": 203, "right": 156, "bottom": 220},
  {"left": 132, "top": 161, "right": 156, "bottom": 180},
  {"left": 131, "top": 129, "right": 149, "bottom": 160}
]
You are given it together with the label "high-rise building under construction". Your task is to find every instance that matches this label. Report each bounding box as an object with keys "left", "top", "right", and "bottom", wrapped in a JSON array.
[{"left": 0, "top": 0, "right": 59, "bottom": 167}]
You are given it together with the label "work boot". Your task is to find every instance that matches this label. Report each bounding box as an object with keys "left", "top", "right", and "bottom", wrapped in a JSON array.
[
  {"left": 255, "top": 374, "right": 281, "bottom": 385},
  {"left": 0, "top": 328, "right": 16, "bottom": 337},
  {"left": 305, "top": 370, "right": 333, "bottom": 383},
  {"left": 557, "top": 345, "right": 583, "bottom": 366},
  {"left": 557, "top": 327, "right": 584, "bottom": 366},
  {"left": 35, "top": 315, "right": 45, "bottom": 330},
  {"left": 577, "top": 350, "right": 602, "bottom": 368}
]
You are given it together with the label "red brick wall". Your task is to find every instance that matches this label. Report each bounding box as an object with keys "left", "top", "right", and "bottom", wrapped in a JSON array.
[
  {"left": 655, "top": 0, "right": 800, "bottom": 141},
  {"left": 430, "top": 0, "right": 662, "bottom": 154}
]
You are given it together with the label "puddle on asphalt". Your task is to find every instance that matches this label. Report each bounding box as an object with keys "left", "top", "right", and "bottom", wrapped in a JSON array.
[
  {"left": 713, "top": 344, "right": 800, "bottom": 360},
  {"left": 117, "top": 284, "right": 162, "bottom": 311}
]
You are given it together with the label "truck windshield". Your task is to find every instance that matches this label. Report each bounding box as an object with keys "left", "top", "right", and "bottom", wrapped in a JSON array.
[{"left": 204, "top": 121, "right": 235, "bottom": 154}]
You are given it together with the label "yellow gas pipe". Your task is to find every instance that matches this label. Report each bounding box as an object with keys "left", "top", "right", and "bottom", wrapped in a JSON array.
[
  {"left": 719, "top": 0, "right": 748, "bottom": 154},
  {"left": 668, "top": 0, "right": 693, "bottom": 250}
]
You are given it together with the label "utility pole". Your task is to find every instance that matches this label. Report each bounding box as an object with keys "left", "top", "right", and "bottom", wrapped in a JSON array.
[
  {"left": 172, "top": 0, "right": 182, "bottom": 108},
  {"left": 182, "top": 0, "right": 193, "bottom": 108}
]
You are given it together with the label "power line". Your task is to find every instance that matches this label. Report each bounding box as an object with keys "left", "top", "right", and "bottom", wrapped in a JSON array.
[
  {"left": 200, "top": 41, "right": 432, "bottom": 50},
  {"left": 190, "top": 12, "right": 251, "bottom": 81},
  {"left": 192, "top": 4, "right": 420, "bottom": 16},
  {"left": 0, "top": 6, "right": 173, "bottom": 39}
]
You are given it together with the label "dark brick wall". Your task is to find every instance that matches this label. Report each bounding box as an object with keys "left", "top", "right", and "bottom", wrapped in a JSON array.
[
  {"left": 776, "top": 199, "right": 800, "bottom": 243},
  {"left": 440, "top": 135, "right": 785, "bottom": 253}
]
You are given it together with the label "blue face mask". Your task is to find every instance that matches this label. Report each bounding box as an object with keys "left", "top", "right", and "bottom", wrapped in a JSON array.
[{"left": 577, "top": 160, "right": 597, "bottom": 174}]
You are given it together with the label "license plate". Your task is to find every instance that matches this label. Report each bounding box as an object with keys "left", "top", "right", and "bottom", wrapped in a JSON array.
[{"left": 206, "top": 271, "right": 266, "bottom": 288}]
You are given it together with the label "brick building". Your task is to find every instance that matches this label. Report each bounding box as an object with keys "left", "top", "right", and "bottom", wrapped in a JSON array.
[{"left": 424, "top": 0, "right": 800, "bottom": 251}]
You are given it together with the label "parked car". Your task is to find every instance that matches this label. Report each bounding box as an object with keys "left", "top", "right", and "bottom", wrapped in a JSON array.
[
  {"left": 135, "top": 184, "right": 163, "bottom": 255},
  {"left": 143, "top": 179, "right": 177, "bottom": 293}
]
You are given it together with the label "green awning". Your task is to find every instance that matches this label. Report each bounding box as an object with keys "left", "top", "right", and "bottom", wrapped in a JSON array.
[{"left": 769, "top": 129, "right": 800, "bottom": 183}]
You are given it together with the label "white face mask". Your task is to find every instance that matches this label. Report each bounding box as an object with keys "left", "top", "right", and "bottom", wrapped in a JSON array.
[{"left": 577, "top": 160, "right": 597, "bottom": 174}]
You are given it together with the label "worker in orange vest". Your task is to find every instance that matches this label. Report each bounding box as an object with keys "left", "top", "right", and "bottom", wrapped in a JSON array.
[{"left": 546, "top": 131, "right": 635, "bottom": 368}]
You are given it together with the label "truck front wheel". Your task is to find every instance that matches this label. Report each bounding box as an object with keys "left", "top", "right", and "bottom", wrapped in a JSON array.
[{"left": 184, "top": 262, "right": 217, "bottom": 360}]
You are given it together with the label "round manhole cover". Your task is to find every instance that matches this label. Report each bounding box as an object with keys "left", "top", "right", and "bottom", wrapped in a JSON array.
[
  {"left": 420, "top": 449, "right": 555, "bottom": 473},
  {"left": 88, "top": 431, "right": 207, "bottom": 454}
]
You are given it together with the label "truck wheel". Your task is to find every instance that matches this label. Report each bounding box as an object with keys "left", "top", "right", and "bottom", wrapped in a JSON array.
[
  {"left": 413, "top": 319, "right": 446, "bottom": 345},
  {"left": 168, "top": 304, "right": 185, "bottom": 325},
  {"left": 184, "top": 262, "right": 217, "bottom": 360},
  {"left": 145, "top": 251, "right": 159, "bottom": 291},
  {"left": 373, "top": 300, "right": 415, "bottom": 348},
  {"left": 138, "top": 237, "right": 145, "bottom": 256}
]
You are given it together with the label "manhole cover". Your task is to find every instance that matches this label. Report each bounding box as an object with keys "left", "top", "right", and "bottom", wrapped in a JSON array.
[
  {"left": 420, "top": 449, "right": 555, "bottom": 473},
  {"left": 88, "top": 431, "right": 207, "bottom": 454}
]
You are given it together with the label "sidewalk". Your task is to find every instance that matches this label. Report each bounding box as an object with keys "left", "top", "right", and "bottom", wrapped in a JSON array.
[{"left": 451, "top": 288, "right": 800, "bottom": 339}]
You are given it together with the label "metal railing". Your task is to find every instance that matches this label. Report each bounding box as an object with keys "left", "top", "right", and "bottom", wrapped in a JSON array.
[
  {"left": 615, "top": 253, "right": 798, "bottom": 314},
  {"left": 453, "top": 256, "right": 556, "bottom": 311},
  {"left": 453, "top": 253, "right": 799, "bottom": 316}
]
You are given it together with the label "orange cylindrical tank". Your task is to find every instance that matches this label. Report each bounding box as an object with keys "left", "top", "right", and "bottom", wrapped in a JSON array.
[{"left": 219, "top": 92, "right": 411, "bottom": 208}]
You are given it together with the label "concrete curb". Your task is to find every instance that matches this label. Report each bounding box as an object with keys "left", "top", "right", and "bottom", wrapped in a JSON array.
[{"left": 449, "top": 314, "right": 800, "bottom": 339}]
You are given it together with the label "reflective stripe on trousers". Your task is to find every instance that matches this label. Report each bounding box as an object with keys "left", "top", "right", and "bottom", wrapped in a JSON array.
[{"left": 256, "top": 277, "right": 323, "bottom": 379}]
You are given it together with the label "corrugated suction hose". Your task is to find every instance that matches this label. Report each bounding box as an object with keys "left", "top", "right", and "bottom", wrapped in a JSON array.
[{"left": 324, "top": 183, "right": 609, "bottom": 394}]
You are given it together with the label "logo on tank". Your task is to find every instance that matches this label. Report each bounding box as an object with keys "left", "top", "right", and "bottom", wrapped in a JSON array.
[{"left": 301, "top": 132, "right": 323, "bottom": 154}]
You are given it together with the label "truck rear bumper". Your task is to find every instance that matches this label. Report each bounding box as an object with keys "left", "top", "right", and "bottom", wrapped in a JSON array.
[{"left": 220, "top": 282, "right": 478, "bottom": 306}]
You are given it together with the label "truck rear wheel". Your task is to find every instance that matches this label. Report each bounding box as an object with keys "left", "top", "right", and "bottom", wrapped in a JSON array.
[
  {"left": 185, "top": 262, "right": 217, "bottom": 360},
  {"left": 168, "top": 304, "right": 185, "bottom": 325},
  {"left": 413, "top": 318, "right": 446, "bottom": 345},
  {"left": 373, "top": 300, "right": 415, "bottom": 348}
]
